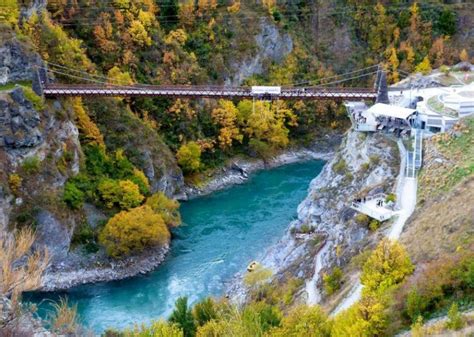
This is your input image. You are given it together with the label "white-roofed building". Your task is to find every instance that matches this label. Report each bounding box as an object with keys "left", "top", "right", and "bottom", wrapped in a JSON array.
[
  {"left": 366, "top": 103, "right": 416, "bottom": 120},
  {"left": 346, "top": 102, "right": 416, "bottom": 135}
]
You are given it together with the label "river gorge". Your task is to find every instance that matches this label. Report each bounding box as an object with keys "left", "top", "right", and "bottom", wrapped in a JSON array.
[{"left": 27, "top": 159, "right": 325, "bottom": 333}]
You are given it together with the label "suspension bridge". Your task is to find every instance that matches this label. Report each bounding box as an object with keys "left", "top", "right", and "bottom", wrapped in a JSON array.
[{"left": 34, "top": 64, "right": 390, "bottom": 103}]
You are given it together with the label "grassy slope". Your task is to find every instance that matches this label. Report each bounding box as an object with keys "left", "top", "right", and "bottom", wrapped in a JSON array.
[{"left": 401, "top": 117, "right": 474, "bottom": 263}]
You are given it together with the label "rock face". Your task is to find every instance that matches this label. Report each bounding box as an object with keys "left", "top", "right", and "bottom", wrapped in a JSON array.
[
  {"left": 230, "top": 130, "right": 400, "bottom": 303},
  {"left": 34, "top": 210, "right": 74, "bottom": 263},
  {"left": 226, "top": 18, "right": 293, "bottom": 85},
  {"left": 0, "top": 88, "right": 43, "bottom": 150},
  {"left": 0, "top": 39, "right": 43, "bottom": 85}
]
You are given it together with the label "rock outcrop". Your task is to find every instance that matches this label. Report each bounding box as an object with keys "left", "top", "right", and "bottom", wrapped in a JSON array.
[
  {"left": 230, "top": 130, "right": 400, "bottom": 303},
  {"left": 0, "top": 88, "right": 43, "bottom": 150},
  {"left": 226, "top": 18, "right": 293, "bottom": 85},
  {"left": 0, "top": 39, "right": 43, "bottom": 85}
]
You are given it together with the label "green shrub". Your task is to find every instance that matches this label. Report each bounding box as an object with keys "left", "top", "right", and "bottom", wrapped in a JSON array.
[
  {"left": 446, "top": 303, "right": 464, "bottom": 330},
  {"left": 369, "top": 155, "right": 380, "bottom": 166},
  {"left": 248, "top": 138, "right": 271, "bottom": 159},
  {"left": 300, "top": 224, "right": 313, "bottom": 234},
  {"left": 21, "top": 85, "right": 45, "bottom": 111},
  {"left": 369, "top": 219, "right": 381, "bottom": 231},
  {"left": 406, "top": 289, "right": 429, "bottom": 322},
  {"left": 169, "top": 297, "right": 195, "bottom": 337},
  {"left": 71, "top": 222, "right": 99, "bottom": 253},
  {"left": 323, "top": 267, "right": 343, "bottom": 295},
  {"left": 385, "top": 193, "right": 396, "bottom": 203},
  {"left": 21, "top": 156, "right": 41, "bottom": 174},
  {"left": 193, "top": 298, "right": 217, "bottom": 327},
  {"left": 63, "top": 182, "right": 85, "bottom": 209},
  {"left": 355, "top": 213, "right": 369, "bottom": 226},
  {"left": 333, "top": 158, "right": 347, "bottom": 174},
  {"left": 361, "top": 162, "right": 370, "bottom": 173}
]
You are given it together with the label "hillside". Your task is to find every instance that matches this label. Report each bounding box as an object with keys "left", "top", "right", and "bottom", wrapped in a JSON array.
[{"left": 0, "top": 0, "right": 473, "bottom": 336}]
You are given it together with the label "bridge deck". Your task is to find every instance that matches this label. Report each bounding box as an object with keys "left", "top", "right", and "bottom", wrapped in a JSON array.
[{"left": 43, "top": 84, "right": 378, "bottom": 101}]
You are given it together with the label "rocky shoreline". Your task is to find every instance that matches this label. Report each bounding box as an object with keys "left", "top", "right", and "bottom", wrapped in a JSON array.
[
  {"left": 227, "top": 129, "right": 401, "bottom": 304},
  {"left": 40, "top": 245, "right": 169, "bottom": 291},
  {"left": 182, "top": 132, "right": 343, "bottom": 200},
  {"left": 40, "top": 132, "right": 343, "bottom": 292}
]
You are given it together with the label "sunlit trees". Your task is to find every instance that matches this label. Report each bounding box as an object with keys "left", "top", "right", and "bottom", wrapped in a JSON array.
[
  {"left": 211, "top": 100, "right": 243, "bottom": 150},
  {"left": 269, "top": 305, "right": 330, "bottom": 337},
  {"left": 128, "top": 20, "right": 152, "bottom": 47},
  {"left": 107, "top": 66, "right": 134, "bottom": 85},
  {"left": 98, "top": 179, "right": 144, "bottom": 210},
  {"left": 146, "top": 192, "right": 181, "bottom": 228},
  {"left": 387, "top": 47, "right": 400, "bottom": 83},
  {"left": 414, "top": 56, "right": 432, "bottom": 75},
  {"left": 177, "top": 142, "right": 202, "bottom": 174},
  {"left": 71, "top": 97, "right": 105, "bottom": 148},
  {"left": 0, "top": 0, "right": 19, "bottom": 27},
  {"left": 244, "top": 100, "right": 296, "bottom": 152},
  {"left": 99, "top": 205, "right": 170, "bottom": 258},
  {"left": 361, "top": 239, "right": 414, "bottom": 294}
]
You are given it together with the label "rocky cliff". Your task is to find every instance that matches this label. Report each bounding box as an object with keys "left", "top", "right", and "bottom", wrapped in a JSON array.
[
  {"left": 230, "top": 129, "right": 400, "bottom": 304},
  {"left": 0, "top": 37, "right": 185, "bottom": 287}
]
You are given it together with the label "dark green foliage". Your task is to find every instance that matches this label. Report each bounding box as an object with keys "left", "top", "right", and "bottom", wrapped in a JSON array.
[
  {"left": 244, "top": 302, "right": 282, "bottom": 333},
  {"left": 169, "top": 297, "right": 195, "bottom": 337},
  {"left": 63, "top": 182, "right": 85, "bottom": 209},
  {"left": 159, "top": 0, "right": 179, "bottom": 31},
  {"left": 192, "top": 298, "right": 217, "bottom": 327},
  {"left": 436, "top": 8, "right": 457, "bottom": 37},
  {"left": 71, "top": 222, "right": 100, "bottom": 253},
  {"left": 406, "top": 288, "right": 430, "bottom": 322},
  {"left": 323, "top": 267, "right": 343, "bottom": 295}
]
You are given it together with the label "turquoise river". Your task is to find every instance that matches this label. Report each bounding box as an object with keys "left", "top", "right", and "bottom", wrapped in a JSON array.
[{"left": 28, "top": 159, "right": 325, "bottom": 333}]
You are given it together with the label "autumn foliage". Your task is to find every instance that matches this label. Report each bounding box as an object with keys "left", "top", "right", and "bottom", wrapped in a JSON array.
[{"left": 99, "top": 205, "right": 170, "bottom": 258}]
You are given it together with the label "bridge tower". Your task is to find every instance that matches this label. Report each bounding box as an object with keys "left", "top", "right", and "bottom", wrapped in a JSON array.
[{"left": 375, "top": 67, "right": 389, "bottom": 104}]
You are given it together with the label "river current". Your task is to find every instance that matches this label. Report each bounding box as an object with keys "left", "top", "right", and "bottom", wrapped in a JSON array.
[{"left": 28, "top": 159, "right": 325, "bottom": 333}]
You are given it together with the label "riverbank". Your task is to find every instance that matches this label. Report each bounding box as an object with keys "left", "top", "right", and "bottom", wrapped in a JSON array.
[
  {"left": 39, "top": 132, "right": 342, "bottom": 292},
  {"left": 227, "top": 129, "right": 401, "bottom": 304},
  {"left": 181, "top": 131, "right": 343, "bottom": 200}
]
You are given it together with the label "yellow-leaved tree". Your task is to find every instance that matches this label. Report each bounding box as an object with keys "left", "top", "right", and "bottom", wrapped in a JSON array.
[
  {"left": 98, "top": 179, "right": 144, "bottom": 209},
  {"left": 269, "top": 306, "right": 331, "bottom": 337},
  {"left": 211, "top": 100, "right": 243, "bottom": 150},
  {"left": 146, "top": 192, "right": 181, "bottom": 228},
  {"left": 414, "top": 56, "right": 432, "bottom": 75},
  {"left": 244, "top": 100, "right": 296, "bottom": 153},
  {"left": 361, "top": 239, "right": 414, "bottom": 294},
  {"left": 71, "top": 97, "right": 105, "bottom": 149},
  {"left": 177, "top": 142, "right": 201, "bottom": 174},
  {"left": 99, "top": 205, "right": 170, "bottom": 258},
  {"left": 107, "top": 66, "right": 134, "bottom": 85}
]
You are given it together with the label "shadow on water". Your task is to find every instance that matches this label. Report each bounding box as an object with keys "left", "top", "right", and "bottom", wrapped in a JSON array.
[{"left": 25, "top": 159, "right": 325, "bottom": 333}]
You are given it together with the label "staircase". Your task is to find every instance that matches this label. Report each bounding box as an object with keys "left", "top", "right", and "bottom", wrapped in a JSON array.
[{"left": 406, "top": 128, "right": 423, "bottom": 177}]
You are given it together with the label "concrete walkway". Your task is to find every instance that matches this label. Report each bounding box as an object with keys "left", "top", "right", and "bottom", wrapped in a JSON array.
[{"left": 332, "top": 142, "right": 417, "bottom": 315}]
